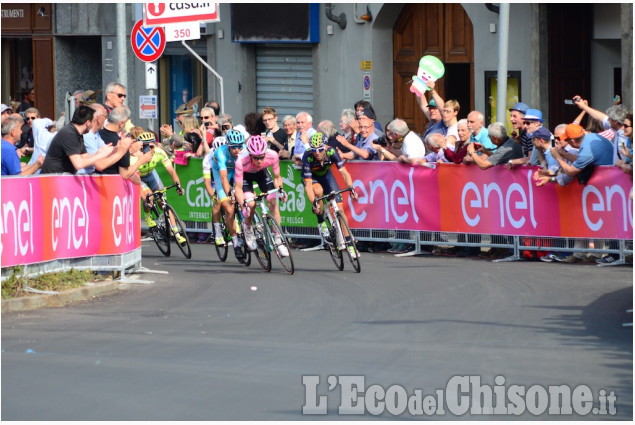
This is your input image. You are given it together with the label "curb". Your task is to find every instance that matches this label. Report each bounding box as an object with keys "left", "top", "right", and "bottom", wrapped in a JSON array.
[{"left": 1, "top": 280, "right": 121, "bottom": 314}]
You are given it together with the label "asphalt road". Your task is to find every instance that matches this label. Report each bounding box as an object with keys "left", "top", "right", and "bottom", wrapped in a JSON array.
[{"left": 2, "top": 241, "right": 632, "bottom": 420}]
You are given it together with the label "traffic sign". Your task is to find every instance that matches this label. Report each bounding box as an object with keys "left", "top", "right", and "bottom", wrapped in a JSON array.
[
  {"left": 139, "top": 95, "right": 158, "bottom": 119},
  {"left": 144, "top": 3, "right": 220, "bottom": 26},
  {"left": 165, "top": 21, "right": 201, "bottom": 42},
  {"left": 145, "top": 62, "right": 158, "bottom": 90},
  {"left": 131, "top": 19, "right": 166, "bottom": 63}
]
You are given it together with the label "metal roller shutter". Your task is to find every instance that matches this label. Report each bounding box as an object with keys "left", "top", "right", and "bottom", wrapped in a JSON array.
[{"left": 256, "top": 44, "right": 314, "bottom": 118}]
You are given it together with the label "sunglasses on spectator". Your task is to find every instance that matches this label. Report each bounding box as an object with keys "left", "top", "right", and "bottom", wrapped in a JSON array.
[
  {"left": 201, "top": 115, "right": 212, "bottom": 119},
  {"left": 623, "top": 124, "right": 632, "bottom": 128},
  {"left": 250, "top": 155, "right": 265, "bottom": 160},
  {"left": 222, "top": 124, "right": 232, "bottom": 129},
  {"left": 25, "top": 116, "right": 37, "bottom": 121},
  {"left": 523, "top": 120, "right": 538, "bottom": 125},
  {"left": 115, "top": 93, "right": 126, "bottom": 99}
]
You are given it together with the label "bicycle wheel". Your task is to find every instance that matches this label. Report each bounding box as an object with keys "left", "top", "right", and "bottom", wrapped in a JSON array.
[
  {"left": 166, "top": 204, "right": 192, "bottom": 259},
  {"left": 214, "top": 213, "right": 229, "bottom": 262},
  {"left": 336, "top": 211, "right": 360, "bottom": 273},
  {"left": 266, "top": 215, "right": 294, "bottom": 275},
  {"left": 325, "top": 218, "right": 344, "bottom": 271},
  {"left": 252, "top": 210, "right": 271, "bottom": 272},
  {"left": 150, "top": 206, "right": 170, "bottom": 257}
]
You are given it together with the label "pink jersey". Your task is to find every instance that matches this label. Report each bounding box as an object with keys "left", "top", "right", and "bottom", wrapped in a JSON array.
[{"left": 234, "top": 149, "right": 280, "bottom": 183}]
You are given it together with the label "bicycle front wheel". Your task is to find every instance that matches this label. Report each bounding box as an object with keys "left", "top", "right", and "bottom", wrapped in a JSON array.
[
  {"left": 252, "top": 210, "right": 271, "bottom": 272},
  {"left": 151, "top": 207, "right": 171, "bottom": 257},
  {"left": 336, "top": 211, "right": 360, "bottom": 273},
  {"left": 166, "top": 204, "right": 192, "bottom": 259},
  {"left": 326, "top": 218, "right": 344, "bottom": 271},
  {"left": 266, "top": 216, "right": 294, "bottom": 275},
  {"left": 214, "top": 214, "right": 228, "bottom": 262}
]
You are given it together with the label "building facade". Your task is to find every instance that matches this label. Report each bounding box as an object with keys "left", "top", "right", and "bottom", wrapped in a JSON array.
[{"left": 1, "top": 3, "right": 632, "bottom": 133}]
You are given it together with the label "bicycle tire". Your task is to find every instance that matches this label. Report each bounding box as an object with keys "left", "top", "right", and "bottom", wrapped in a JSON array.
[
  {"left": 214, "top": 213, "right": 229, "bottom": 262},
  {"left": 252, "top": 210, "right": 271, "bottom": 272},
  {"left": 266, "top": 215, "right": 294, "bottom": 275},
  {"left": 336, "top": 211, "right": 360, "bottom": 273},
  {"left": 326, "top": 217, "right": 344, "bottom": 271},
  {"left": 166, "top": 204, "right": 192, "bottom": 259},
  {"left": 151, "top": 206, "right": 171, "bottom": 257}
]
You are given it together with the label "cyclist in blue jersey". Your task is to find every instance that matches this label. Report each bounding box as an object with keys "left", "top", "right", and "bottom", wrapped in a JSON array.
[
  {"left": 302, "top": 132, "right": 359, "bottom": 257},
  {"left": 202, "top": 136, "right": 227, "bottom": 244},
  {"left": 211, "top": 129, "right": 247, "bottom": 260}
]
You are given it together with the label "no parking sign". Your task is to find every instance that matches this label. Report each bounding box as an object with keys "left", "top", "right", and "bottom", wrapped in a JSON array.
[
  {"left": 131, "top": 19, "right": 166, "bottom": 63},
  {"left": 362, "top": 72, "right": 371, "bottom": 101}
]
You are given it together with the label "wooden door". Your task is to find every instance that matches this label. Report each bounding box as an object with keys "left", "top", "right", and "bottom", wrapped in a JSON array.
[{"left": 393, "top": 4, "right": 474, "bottom": 134}]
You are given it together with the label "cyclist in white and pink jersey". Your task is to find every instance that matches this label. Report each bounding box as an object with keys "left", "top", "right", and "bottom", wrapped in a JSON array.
[{"left": 234, "top": 135, "right": 287, "bottom": 254}]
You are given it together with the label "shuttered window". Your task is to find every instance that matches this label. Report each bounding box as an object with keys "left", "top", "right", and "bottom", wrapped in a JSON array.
[{"left": 255, "top": 44, "right": 314, "bottom": 118}]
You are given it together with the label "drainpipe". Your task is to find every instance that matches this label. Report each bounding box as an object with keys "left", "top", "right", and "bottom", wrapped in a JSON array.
[
  {"left": 496, "top": 3, "right": 510, "bottom": 123},
  {"left": 325, "top": 3, "right": 346, "bottom": 29}
]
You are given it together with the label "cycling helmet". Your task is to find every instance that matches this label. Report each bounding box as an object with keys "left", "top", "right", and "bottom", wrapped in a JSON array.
[
  {"left": 212, "top": 136, "right": 227, "bottom": 152},
  {"left": 225, "top": 129, "right": 245, "bottom": 147},
  {"left": 247, "top": 135, "right": 267, "bottom": 156},
  {"left": 137, "top": 132, "right": 156, "bottom": 143},
  {"left": 309, "top": 132, "right": 326, "bottom": 149}
]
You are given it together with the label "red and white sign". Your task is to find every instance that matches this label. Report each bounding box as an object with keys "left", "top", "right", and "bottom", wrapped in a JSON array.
[
  {"left": 144, "top": 3, "right": 220, "bottom": 26},
  {"left": 131, "top": 19, "right": 166, "bottom": 63},
  {"left": 165, "top": 21, "right": 201, "bottom": 42}
]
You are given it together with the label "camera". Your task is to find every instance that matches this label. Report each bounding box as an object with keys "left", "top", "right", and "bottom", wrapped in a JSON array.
[
  {"left": 204, "top": 121, "right": 211, "bottom": 127},
  {"left": 375, "top": 136, "right": 387, "bottom": 147}
]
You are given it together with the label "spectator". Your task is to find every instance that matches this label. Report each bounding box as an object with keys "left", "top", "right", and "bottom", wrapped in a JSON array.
[
  {"left": 180, "top": 114, "right": 205, "bottom": 157},
  {"left": 103, "top": 82, "right": 126, "bottom": 116},
  {"left": 441, "top": 119, "right": 471, "bottom": 164},
  {"left": 73, "top": 90, "right": 84, "bottom": 108},
  {"left": 467, "top": 110, "right": 496, "bottom": 151},
  {"left": 261, "top": 106, "right": 289, "bottom": 158},
  {"left": 27, "top": 115, "right": 58, "bottom": 173},
  {"left": 354, "top": 100, "right": 382, "bottom": 133},
  {"left": 508, "top": 102, "right": 532, "bottom": 156},
  {"left": 244, "top": 111, "right": 266, "bottom": 136},
  {"left": 317, "top": 119, "right": 342, "bottom": 151},
  {"left": 420, "top": 133, "right": 447, "bottom": 165},
  {"left": 573, "top": 96, "right": 628, "bottom": 164},
  {"left": 466, "top": 122, "right": 524, "bottom": 169},
  {"left": 292, "top": 111, "right": 316, "bottom": 166},
  {"left": 205, "top": 100, "right": 221, "bottom": 117},
  {"left": 441, "top": 100, "right": 460, "bottom": 149},
  {"left": 199, "top": 106, "right": 219, "bottom": 137},
  {"left": 614, "top": 112, "right": 633, "bottom": 174},
  {"left": 77, "top": 103, "right": 108, "bottom": 174},
  {"left": 1, "top": 103, "right": 13, "bottom": 119},
  {"left": 524, "top": 126, "right": 558, "bottom": 173},
  {"left": 40, "top": 105, "right": 114, "bottom": 174},
  {"left": 95, "top": 105, "right": 135, "bottom": 178},
  {"left": 217, "top": 113, "right": 233, "bottom": 135},
  {"left": 282, "top": 115, "right": 297, "bottom": 156},
  {"left": 375, "top": 119, "right": 426, "bottom": 164},
  {"left": 17, "top": 107, "right": 39, "bottom": 151},
  {"left": 416, "top": 80, "right": 448, "bottom": 141},
  {"left": 1, "top": 115, "right": 43, "bottom": 175},
  {"left": 338, "top": 109, "right": 356, "bottom": 151},
  {"left": 18, "top": 88, "right": 35, "bottom": 113},
  {"left": 547, "top": 123, "right": 613, "bottom": 186},
  {"left": 337, "top": 107, "right": 378, "bottom": 161}
]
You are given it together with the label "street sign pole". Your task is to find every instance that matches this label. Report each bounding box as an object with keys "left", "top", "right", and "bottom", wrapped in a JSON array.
[{"left": 180, "top": 40, "right": 225, "bottom": 115}]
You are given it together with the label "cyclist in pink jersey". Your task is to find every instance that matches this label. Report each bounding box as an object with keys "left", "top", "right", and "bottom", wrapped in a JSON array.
[{"left": 234, "top": 135, "right": 288, "bottom": 254}]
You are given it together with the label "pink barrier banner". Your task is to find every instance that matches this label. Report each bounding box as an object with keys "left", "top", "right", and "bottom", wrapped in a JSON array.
[
  {"left": 1, "top": 175, "right": 140, "bottom": 268},
  {"left": 337, "top": 162, "right": 633, "bottom": 239}
]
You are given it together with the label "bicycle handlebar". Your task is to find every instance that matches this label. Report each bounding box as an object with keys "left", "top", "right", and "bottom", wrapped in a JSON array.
[
  {"left": 145, "top": 182, "right": 182, "bottom": 202},
  {"left": 244, "top": 187, "right": 284, "bottom": 205},
  {"left": 314, "top": 187, "right": 356, "bottom": 205}
]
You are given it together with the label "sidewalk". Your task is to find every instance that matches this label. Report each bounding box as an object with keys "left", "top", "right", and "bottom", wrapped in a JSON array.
[{"left": 1, "top": 279, "right": 125, "bottom": 314}]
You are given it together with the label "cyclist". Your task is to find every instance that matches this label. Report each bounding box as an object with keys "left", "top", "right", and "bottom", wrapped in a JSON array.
[
  {"left": 202, "top": 135, "right": 226, "bottom": 245},
  {"left": 135, "top": 131, "right": 187, "bottom": 245},
  {"left": 234, "top": 135, "right": 289, "bottom": 257},
  {"left": 211, "top": 130, "right": 247, "bottom": 261},
  {"left": 302, "top": 132, "right": 359, "bottom": 258}
]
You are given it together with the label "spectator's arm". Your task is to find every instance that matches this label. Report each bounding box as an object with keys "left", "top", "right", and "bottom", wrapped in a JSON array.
[
  {"left": 70, "top": 144, "right": 115, "bottom": 170},
  {"left": 20, "top": 154, "right": 44, "bottom": 175},
  {"left": 550, "top": 148, "right": 581, "bottom": 176},
  {"left": 574, "top": 96, "right": 608, "bottom": 123},
  {"left": 415, "top": 95, "right": 432, "bottom": 121},
  {"left": 466, "top": 143, "right": 493, "bottom": 170},
  {"left": 95, "top": 136, "right": 132, "bottom": 172}
]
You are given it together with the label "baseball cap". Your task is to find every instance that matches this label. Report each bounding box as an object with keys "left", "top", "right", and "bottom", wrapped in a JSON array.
[
  {"left": 357, "top": 107, "right": 376, "bottom": 121},
  {"left": 559, "top": 123, "right": 585, "bottom": 141},
  {"left": 509, "top": 102, "right": 529, "bottom": 114},
  {"left": 526, "top": 127, "right": 552, "bottom": 141},
  {"left": 524, "top": 109, "right": 543, "bottom": 122},
  {"left": 427, "top": 98, "right": 438, "bottom": 108},
  {"left": 1, "top": 103, "right": 12, "bottom": 114}
]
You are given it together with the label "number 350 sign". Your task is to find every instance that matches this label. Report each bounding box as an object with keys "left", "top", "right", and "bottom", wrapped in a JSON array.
[{"left": 164, "top": 22, "right": 201, "bottom": 42}]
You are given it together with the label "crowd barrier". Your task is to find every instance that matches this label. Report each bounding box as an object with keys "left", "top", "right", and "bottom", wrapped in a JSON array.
[
  {"left": 2, "top": 160, "right": 633, "bottom": 278},
  {"left": 1, "top": 175, "right": 141, "bottom": 278}
]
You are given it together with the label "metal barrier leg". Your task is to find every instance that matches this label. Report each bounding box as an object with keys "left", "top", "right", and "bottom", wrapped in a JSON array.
[
  {"left": 597, "top": 240, "right": 627, "bottom": 267},
  {"left": 395, "top": 231, "right": 432, "bottom": 257},
  {"left": 492, "top": 235, "right": 522, "bottom": 263}
]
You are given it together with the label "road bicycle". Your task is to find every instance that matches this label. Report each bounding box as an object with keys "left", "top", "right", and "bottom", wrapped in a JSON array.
[
  {"left": 244, "top": 188, "right": 295, "bottom": 275},
  {"left": 314, "top": 187, "right": 360, "bottom": 272},
  {"left": 145, "top": 182, "right": 192, "bottom": 259},
  {"left": 213, "top": 196, "right": 251, "bottom": 266}
]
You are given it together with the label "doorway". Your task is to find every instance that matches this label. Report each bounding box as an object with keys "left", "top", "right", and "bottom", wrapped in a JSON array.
[{"left": 392, "top": 4, "right": 474, "bottom": 134}]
